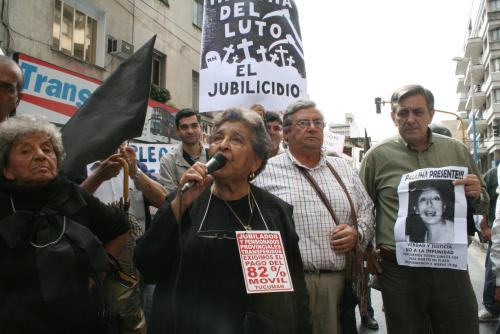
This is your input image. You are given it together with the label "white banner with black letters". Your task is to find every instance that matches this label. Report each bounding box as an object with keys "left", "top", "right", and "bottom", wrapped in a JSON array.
[{"left": 200, "top": 0, "right": 307, "bottom": 113}]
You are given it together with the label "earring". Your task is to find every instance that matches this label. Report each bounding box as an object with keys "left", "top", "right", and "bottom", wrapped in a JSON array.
[{"left": 249, "top": 171, "right": 256, "bottom": 180}]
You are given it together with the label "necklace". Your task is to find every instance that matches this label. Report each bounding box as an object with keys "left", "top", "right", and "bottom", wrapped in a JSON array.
[
  {"left": 197, "top": 187, "right": 271, "bottom": 235},
  {"left": 10, "top": 195, "right": 67, "bottom": 248},
  {"left": 223, "top": 194, "right": 253, "bottom": 231}
]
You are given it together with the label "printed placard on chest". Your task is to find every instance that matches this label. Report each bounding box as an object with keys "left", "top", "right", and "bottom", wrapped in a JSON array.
[{"left": 236, "top": 231, "right": 294, "bottom": 294}]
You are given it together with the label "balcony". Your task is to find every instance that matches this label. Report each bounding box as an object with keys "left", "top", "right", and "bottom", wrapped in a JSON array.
[
  {"left": 484, "top": 72, "right": 500, "bottom": 93},
  {"left": 465, "top": 91, "right": 487, "bottom": 110},
  {"left": 466, "top": 117, "right": 488, "bottom": 136},
  {"left": 464, "top": 63, "right": 485, "bottom": 85},
  {"left": 477, "top": 145, "right": 489, "bottom": 156},
  {"left": 456, "top": 77, "right": 466, "bottom": 94},
  {"left": 488, "top": 11, "right": 500, "bottom": 20},
  {"left": 485, "top": 136, "right": 500, "bottom": 151},
  {"left": 465, "top": 37, "right": 483, "bottom": 58},
  {"left": 484, "top": 103, "right": 500, "bottom": 123},
  {"left": 458, "top": 97, "right": 467, "bottom": 111},
  {"left": 455, "top": 59, "right": 467, "bottom": 75}
]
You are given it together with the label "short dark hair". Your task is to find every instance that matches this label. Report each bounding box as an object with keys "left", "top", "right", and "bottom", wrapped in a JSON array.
[
  {"left": 409, "top": 179, "right": 454, "bottom": 220},
  {"left": 429, "top": 124, "right": 452, "bottom": 137},
  {"left": 0, "top": 56, "right": 23, "bottom": 93},
  {"left": 175, "top": 108, "right": 198, "bottom": 128},
  {"left": 264, "top": 111, "right": 282, "bottom": 125},
  {"left": 390, "top": 85, "right": 434, "bottom": 113}
]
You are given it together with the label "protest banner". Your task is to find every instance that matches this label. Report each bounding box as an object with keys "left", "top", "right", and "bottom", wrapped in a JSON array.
[
  {"left": 323, "top": 131, "right": 345, "bottom": 155},
  {"left": 200, "top": 0, "right": 307, "bottom": 112},
  {"left": 236, "top": 231, "right": 294, "bottom": 294},
  {"left": 129, "top": 143, "right": 178, "bottom": 174},
  {"left": 394, "top": 166, "right": 468, "bottom": 270}
]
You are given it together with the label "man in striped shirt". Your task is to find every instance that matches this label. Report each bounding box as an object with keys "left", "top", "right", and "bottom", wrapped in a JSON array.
[{"left": 254, "top": 99, "right": 375, "bottom": 334}]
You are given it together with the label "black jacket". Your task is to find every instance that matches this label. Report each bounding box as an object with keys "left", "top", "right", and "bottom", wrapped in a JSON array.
[
  {"left": 0, "top": 175, "right": 129, "bottom": 334},
  {"left": 135, "top": 184, "right": 312, "bottom": 334}
]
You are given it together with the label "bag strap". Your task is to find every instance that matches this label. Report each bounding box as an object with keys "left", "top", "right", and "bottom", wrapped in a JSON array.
[
  {"left": 325, "top": 162, "right": 358, "bottom": 233},
  {"left": 295, "top": 161, "right": 358, "bottom": 232},
  {"left": 295, "top": 165, "right": 340, "bottom": 225}
]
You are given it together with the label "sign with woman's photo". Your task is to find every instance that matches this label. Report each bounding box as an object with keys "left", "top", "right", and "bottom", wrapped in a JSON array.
[
  {"left": 199, "top": 0, "right": 307, "bottom": 112},
  {"left": 394, "top": 167, "right": 468, "bottom": 270}
]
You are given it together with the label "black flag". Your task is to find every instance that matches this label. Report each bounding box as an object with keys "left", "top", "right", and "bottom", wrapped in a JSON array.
[{"left": 61, "top": 36, "right": 156, "bottom": 179}]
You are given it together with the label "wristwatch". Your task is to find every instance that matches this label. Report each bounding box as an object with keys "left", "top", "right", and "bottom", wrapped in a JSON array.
[{"left": 131, "top": 168, "right": 143, "bottom": 181}]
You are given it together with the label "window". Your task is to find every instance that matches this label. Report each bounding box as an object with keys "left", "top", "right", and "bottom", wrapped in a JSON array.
[
  {"left": 151, "top": 50, "right": 166, "bottom": 88},
  {"left": 52, "top": 0, "right": 98, "bottom": 64},
  {"left": 492, "top": 28, "right": 500, "bottom": 41},
  {"left": 192, "top": 71, "right": 200, "bottom": 112},
  {"left": 494, "top": 89, "right": 500, "bottom": 102},
  {"left": 493, "top": 58, "right": 500, "bottom": 72},
  {"left": 193, "top": 0, "right": 203, "bottom": 28},
  {"left": 492, "top": 0, "right": 500, "bottom": 11}
]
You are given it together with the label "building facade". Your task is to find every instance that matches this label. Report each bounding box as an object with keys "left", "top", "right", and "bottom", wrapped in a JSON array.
[
  {"left": 455, "top": 0, "right": 500, "bottom": 171},
  {"left": 329, "top": 113, "right": 360, "bottom": 138},
  {"left": 328, "top": 112, "right": 367, "bottom": 166},
  {"left": 0, "top": 0, "right": 212, "bottom": 141}
]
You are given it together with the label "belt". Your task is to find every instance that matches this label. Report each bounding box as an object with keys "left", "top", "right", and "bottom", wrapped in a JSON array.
[
  {"left": 304, "top": 269, "right": 334, "bottom": 274},
  {"left": 377, "top": 246, "right": 397, "bottom": 264}
]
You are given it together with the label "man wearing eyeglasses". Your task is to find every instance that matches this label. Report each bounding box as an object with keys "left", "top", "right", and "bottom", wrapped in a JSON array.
[
  {"left": 264, "top": 111, "right": 284, "bottom": 157},
  {"left": 159, "top": 108, "right": 208, "bottom": 194},
  {"left": 254, "top": 99, "right": 375, "bottom": 334},
  {"left": 0, "top": 56, "right": 23, "bottom": 123},
  {"left": 359, "top": 85, "right": 488, "bottom": 334}
]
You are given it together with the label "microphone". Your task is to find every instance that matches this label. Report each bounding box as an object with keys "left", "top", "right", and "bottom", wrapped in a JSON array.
[{"left": 180, "top": 152, "right": 227, "bottom": 193}]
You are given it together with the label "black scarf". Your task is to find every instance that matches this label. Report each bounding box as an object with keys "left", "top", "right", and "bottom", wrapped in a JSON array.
[{"left": 0, "top": 175, "right": 109, "bottom": 301}]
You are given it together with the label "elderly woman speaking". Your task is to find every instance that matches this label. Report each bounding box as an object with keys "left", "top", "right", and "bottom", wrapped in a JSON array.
[
  {"left": 0, "top": 115, "right": 129, "bottom": 333},
  {"left": 135, "top": 108, "right": 311, "bottom": 334}
]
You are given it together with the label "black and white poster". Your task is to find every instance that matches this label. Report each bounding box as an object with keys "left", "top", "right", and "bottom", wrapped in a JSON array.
[
  {"left": 394, "top": 167, "right": 468, "bottom": 270},
  {"left": 199, "top": 0, "right": 307, "bottom": 113}
]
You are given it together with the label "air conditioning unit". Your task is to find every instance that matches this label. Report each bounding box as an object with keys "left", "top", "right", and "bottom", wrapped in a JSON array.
[{"left": 107, "top": 37, "right": 134, "bottom": 59}]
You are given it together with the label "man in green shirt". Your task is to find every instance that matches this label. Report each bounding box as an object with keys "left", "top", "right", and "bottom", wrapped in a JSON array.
[{"left": 360, "top": 84, "right": 488, "bottom": 334}]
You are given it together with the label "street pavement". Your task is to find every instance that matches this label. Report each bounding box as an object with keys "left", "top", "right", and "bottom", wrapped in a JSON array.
[{"left": 354, "top": 240, "right": 498, "bottom": 334}]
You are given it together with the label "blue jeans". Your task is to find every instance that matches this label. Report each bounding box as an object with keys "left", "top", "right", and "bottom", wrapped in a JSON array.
[
  {"left": 484, "top": 243, "right": 500, "bottom": 314},
  {"left": 358, "top": 287, "right": 374, "bottom": 318}
]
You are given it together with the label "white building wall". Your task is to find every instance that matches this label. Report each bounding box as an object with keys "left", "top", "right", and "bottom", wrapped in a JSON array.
[{"left": 455, "top": 0, "right": 500, "bottom": 171}]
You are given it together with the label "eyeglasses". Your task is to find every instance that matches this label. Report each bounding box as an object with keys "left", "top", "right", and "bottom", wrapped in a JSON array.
[
  {"left": 197, "top": 230, "right": 236, "bottom": 240},
  {"left": 293, "top": 119, "right": 325, "bottom": 129},
  {"left": 0, "top": 81, "right": 17, "bottom": 96},
  {"left": 395, "top": 108, "right": 427, "bottom": 119}
]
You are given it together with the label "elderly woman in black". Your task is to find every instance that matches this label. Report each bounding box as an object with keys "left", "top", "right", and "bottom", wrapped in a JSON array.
[
  {"left": 135, "top": 108, "right": 311, "bottom": 334},
  {"left": 0, "top": 115, "right": 129, "bottom": 333}
]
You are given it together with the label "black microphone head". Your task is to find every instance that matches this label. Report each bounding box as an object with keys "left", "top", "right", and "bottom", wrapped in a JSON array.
[{"left": 206, "top": 152, "right": 227, "bottom": 174}]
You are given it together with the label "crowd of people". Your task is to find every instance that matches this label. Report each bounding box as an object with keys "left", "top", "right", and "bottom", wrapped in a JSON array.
[{"left": 1, "top": 52, "right": 500, "bottom": 334}]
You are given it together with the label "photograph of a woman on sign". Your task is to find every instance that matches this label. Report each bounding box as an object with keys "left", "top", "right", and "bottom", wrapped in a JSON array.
[{"left": 405, "top": 179, "right": 455, "bottom": 243}]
